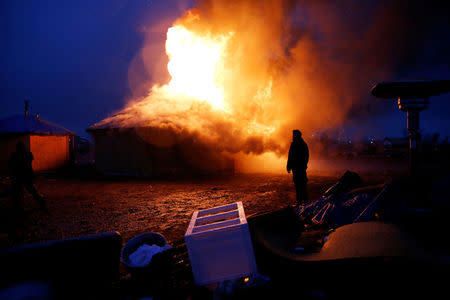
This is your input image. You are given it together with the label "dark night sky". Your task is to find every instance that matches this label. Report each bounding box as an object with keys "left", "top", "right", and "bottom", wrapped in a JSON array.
[
  {"left": 1, "top": 0, "right": 449, "bottom": 140},
  {"left": 0, "top": 0, "right": 189, "bottom": 137}
]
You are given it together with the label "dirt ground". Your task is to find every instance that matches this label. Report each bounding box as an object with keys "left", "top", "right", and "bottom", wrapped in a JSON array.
[{"left": 0, "top": 158, "right": 407, "bottom": 252}]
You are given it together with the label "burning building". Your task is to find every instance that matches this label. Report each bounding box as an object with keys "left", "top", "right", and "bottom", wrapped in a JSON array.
[
  {"left": 0, "top": 107, "right": 75, "bottom": 173},
  {"left": 86, "top": 122, "right": 234, "bottom": 177},
  {"left": 85, "top": 16, "right": 282, "bottom": 177},
  {"left": 87, "top": 0, "right": 428, "bottom": 175}
]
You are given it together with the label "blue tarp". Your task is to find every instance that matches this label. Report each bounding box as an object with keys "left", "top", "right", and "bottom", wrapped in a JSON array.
[
  {"left": 296, "top": 171, "right": 387, "bottom": 226},
  {"left": 297, "top": 193, "right": 377, "bottom": 226}
]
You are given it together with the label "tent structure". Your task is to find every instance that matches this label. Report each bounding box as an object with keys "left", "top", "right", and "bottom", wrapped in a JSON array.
[
  {"left": 0, "top": 114, "right": 75, "bottom": 173},
  {"left": 86, "top": 121, "right": 235, "bottom": 177}
]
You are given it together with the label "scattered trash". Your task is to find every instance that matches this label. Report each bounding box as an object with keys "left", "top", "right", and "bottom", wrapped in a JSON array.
[
  {"left": 129, "top": 244, "right": 171, "bottom": 267},
  {"left": 244, "top": 273, "right": 270, "bottom": 288},
  {"left": 299, "top": 192, "right": 377, "bottom": 226},
  {"left": 311, "top": 202, "right": 335, "bottom": 224},
  {"left": 310, "top": 290, "right": 327, "bottom": 298},
  {"left": 121, "top": 232, "right": 168, "bottom": 271},
  {"left": 333, "top": 193, "right": 374, "bottom": 226},
  {"left": 297, "top": 171, "right": 385, "bottom": 226},
  {"left": 213, "top": 273, "right": 271, "bottom": 299},
  {"left": 323, "top": 170, "right": 362, "bottom": 196}
]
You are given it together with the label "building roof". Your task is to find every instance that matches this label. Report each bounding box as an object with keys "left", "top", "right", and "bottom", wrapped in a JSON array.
[
  {"left": 86, "top": 112, "right": 131, "bottom": 132},
  {"left": 0, "top": 114, "right": 75, "bottom": 136}
]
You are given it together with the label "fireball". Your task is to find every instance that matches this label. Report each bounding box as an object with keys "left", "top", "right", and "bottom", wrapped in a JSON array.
[{"left": 165, "top": 25, "right": 232, "bottom": 110}]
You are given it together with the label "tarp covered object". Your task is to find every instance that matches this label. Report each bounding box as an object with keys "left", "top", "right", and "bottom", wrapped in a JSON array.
[{"left": 296, "top": 171, "right": 384, "bottom": 226}]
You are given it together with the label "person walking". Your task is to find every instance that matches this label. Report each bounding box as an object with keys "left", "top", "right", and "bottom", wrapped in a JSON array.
[
  {"left": 8, "top": 141, "right": 46, "bottom": 211},
  {"left": 287, "top": 130, "right": 309, "bottom": 206}
]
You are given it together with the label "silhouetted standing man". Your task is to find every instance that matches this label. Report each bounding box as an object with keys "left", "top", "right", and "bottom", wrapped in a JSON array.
[
  {"left": 8, "top": 142, "right": 46, "bottom": 211},
  {"left": 287, "top": 130, "right": 309, "bottom": 206}
]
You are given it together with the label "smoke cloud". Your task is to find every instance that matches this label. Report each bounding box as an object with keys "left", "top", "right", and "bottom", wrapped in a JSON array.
[{"left": 93, "top": 0, "right": 445, "bottom": 171}]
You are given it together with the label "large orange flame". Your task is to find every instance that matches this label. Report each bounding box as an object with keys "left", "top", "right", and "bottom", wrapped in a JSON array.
[
  {"left": 95, "top": 16, "right": 283, "bottom": 161},
  {"left": 165, "top": 25, "right": 232, "bottom": 110},
  {"left": 93, "top": 0, "right": 415, "bottom": 174}
]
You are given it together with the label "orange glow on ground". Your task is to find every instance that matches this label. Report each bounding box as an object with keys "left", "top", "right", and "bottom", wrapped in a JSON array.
[{"left": 235, "top": 152, "right": 285, "bottom": 174}]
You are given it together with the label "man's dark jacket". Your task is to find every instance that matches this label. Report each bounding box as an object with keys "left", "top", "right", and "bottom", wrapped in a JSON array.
[{"left": 287, "top": 138, "right": 309, "bottom": 172}]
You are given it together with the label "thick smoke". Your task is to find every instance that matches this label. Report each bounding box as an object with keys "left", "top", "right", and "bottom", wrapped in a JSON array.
[{"left": 97, "top": 0, "right": 444, "bottom": 168}]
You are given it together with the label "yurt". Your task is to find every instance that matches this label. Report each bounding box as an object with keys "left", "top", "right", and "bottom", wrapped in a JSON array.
[
  {"left": 86, "top": 120, "right": 234, "bottom": 177},
  {"left": 0, "top": 111, "right": 75, "bottom": 173}
]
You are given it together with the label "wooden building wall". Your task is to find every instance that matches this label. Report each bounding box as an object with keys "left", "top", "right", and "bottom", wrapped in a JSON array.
[
  {"left": 91, "top": 128, "right": 235, "bottom": 177},
  {"left": 0, "top": 135, "right": 70, "bottom": 173},
  {"left": 93, "top": 129, "right": 155, "bottom": 176},
  {"left": 30, "top": 135, "right": 70, "bottom": 172}
]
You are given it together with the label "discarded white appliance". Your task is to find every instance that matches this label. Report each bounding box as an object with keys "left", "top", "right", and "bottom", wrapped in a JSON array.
[{"left": 185, "top": 202, "right": 258, "bottom": 285}]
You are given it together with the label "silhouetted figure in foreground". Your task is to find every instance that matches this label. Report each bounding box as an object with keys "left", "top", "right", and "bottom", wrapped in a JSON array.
[
  {"left": 8, "top": 142, "right": 46, "bottom": 211},
  {"left": 287, "top": 130, "right": 309, "bottom": 205}
]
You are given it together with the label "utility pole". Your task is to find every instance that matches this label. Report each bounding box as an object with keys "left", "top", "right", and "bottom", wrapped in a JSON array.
[{"left": 25, "top": 100, "right": 29, "bottom": 116}]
